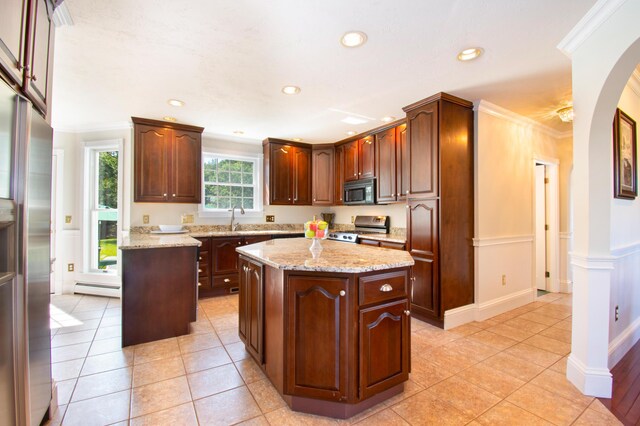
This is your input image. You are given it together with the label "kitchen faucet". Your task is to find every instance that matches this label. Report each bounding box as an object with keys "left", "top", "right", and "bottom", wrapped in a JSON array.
[{"left": 229, "top": 205, "right": 245, "bottom": 231}]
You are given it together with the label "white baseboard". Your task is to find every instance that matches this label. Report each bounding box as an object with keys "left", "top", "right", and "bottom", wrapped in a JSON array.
[
  {"left": 560, "top": 280, "right": 573, "bottom": 293},
  {"left": 609, "top": 316, "right": 640, "bottom": 368},
  {"left": 74, "top": 283, "right": 121, "bottom": 298},
  {"left": 567, "top": 354, "right": 612, "bottom": 398},
  {"left": 475, "top": 288, "right": 535, "bottom": 322},
  {"left": 443, "top": 304, "right": 476, "bottom": 330}
]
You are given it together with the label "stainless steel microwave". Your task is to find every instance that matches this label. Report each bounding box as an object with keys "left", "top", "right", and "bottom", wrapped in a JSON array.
[{"left": 343, "top": 178, "right": 376, "bottom": 205}]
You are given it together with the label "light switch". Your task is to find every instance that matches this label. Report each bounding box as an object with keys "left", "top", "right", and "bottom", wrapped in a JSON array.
[
  {"left": 143, "top": 215, "right": 150, "bottom": 224},
  {"left": 65, "top": 215, "right": 72, "bottom": 224},
  {"left": 266, "top": 215, "right": 275, "bottom": 223}
]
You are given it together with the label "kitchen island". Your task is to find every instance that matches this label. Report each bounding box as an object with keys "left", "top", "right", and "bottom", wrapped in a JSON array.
[{"left": 236, "top": 238, "right": 414, "bottom": 419}]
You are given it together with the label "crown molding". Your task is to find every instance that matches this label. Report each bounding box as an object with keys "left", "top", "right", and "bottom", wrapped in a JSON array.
[
  {"left": 53, "top": 121, "right": 132, "bottom": 134},
  {"left": 557, "top": 0, "right": 628, "bottom": 57},
  {"left": 474, "top": 100, "right": 569, "bottom": 139},
  {"left": 52, "top": 1, "right": 74, "bottom": 27}
]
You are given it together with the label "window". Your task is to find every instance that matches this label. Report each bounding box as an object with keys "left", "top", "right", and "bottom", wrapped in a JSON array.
[{"left": 201, "top": 153, "right": 262, "bottom": 213}]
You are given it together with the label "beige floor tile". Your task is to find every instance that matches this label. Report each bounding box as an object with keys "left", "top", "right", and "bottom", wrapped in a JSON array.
[
  {"left": 217, "top": 327, "right": 242, "bottom": 345},
  {"left": 456, "top": 363, "right": 525, "bottom": 398},
  {"left": 411, "top": 317, "right": 429, "bottom": 331},
  {"left": 187, "top": 363, "right": 244, "bottom": 400},
  {"left": 133, "top": 337, "right": 181, "bottom": 365},
  {"left": 444, "top": 338, "right": 500, "bottom": 363},
  {"left": 225, "top": 341, "right": 251, "bottom": 361},
  {"left": 99, "top": 315, "right": 121, "bottom": 327},
  {"left": 506, "top": 383, "right": 586, "bottom": 425},
  {"left": 72, "top": 367, "right": 132, "bottom": 402},
  {"left": 418, "top": 345, "right": 476, "bottom": 373},
  {"left": 47, "top": 403, "right": 67, "bottom": 425},
  {"left": 408, "top": 357, "right": 454, "bottom": 388},
  {"left": 247, "top": 378, "right": 287, "bottom": 413},
  {"left": 523, "top": 334, "right": 572, "bottom": 355},
  {"left": 548, "top": 356, "right": 569, "bottom": 375},
  {"left": 589, "top": 398, "right": 615, "bottom": 416},
  {"left": 518, "top": 311, "right": 561, "bottom": 326},
  {"left": 130, "top": 402, "right": 198, "bottom": 426},
  {"left": 51, "top": 342, "right": 91, "bottom": 363},
  {"left": 132, "top": 356, "right": 185, "bottom": 387},
  {"left": 448, "top": 323, "right": 483, "bottom": 337},
  {"left": 51, "top": 358, "right": 84, "bottom": 381},
  {"left": 530, "top": 369, "right": 594, "bottom": 408},
  {"left": 182, "top": 346, "right": 232, "bottom": 374},
  {"left": 210, "top": 313, "right": 239, "bottom": 331},
  {"left": 382, "top": 379, "right": 425, "bottom": 407},
  {"left": 481, "top": 352, "right": 546, "bottom": 381},
  {"left": 177, "top": 332, "right": 222, "bottom": 354},
  {"left": 414, "top": 327, "right": 462, "bottom": 347},
  {"left": 88, "top": 336, "right": 124, "bottom": 356},
  {"left": 94, "top": 325, "right": 122, "bottom": 341},
  {"left": 81, "top": 349, "right": 134, "bottom": 376},
  {"left": 486, "top": 323, "right": 536, "bottom": 342},
  {"left": 427, "top": 375, "right": 501, "bottom": 418},
  {"left": 475, "top": 400, "right": 552, "bottom": 425},
  {"left": 67, "top": 309, "right": 104, "bottom": 321},
  {"left": 504, "top": 317, "right": 549, "bottom": 333},
  {"left": 130, "top": 376, "right": 192, "bottom": 418},
  {"left": 573, "top": 408, "right": 623, "bottom": 425},
  {"left": 235, "top": 415, "right": 270, "bottom": 426},
  {"left": 51, "top": 329, "right": 96, "bottom": 348},
  {"left": 504, "top": 342, "right": 562, "bottom": 368},
  {"left": 194, "top": 386, "right": 262, "bottom": 425},
  {"left": 539, "top": 326, "right": 572, "bottom": 343},
  {"left": 465, "top": 330, "right": 519, "bottom": 351},
  {"left": 63, "top": 390, "right": 130, "bottom": 426},
  {"left": 234, "top": 358, "right": 267, "bottom": 383},
  {"left": 264, "top": 406, "right": 339, "bottom": 425},
  {"left": 103, "top": 307, "right": 121, "bottom": 318},
  {"left": 353, "top": 408, "right": 409, "bottom": 425},
  {"left": 390, "top": 390, "right": 473, "bottom": 425},
  {"left": 534, "top": 305, "right": 572, "bottom": 320},
  {"left": 189, "top": 320, "right": 215, "bottom": 335},
  {"left": 56, "top": 318, "right": 101, "bottom": 335},
  {"left": 56, "top": 378, "right": 76, "bottom": 405},
  {"left": 554, "top": 318, "right": 573, "bottom": 331}
]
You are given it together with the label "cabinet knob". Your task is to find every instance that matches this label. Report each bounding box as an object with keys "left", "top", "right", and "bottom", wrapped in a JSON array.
[
  {"left": 199, "top": 256, "right": 202, "bottom": 261},
  {"left": 29, "top": 74, "right": 37, "bottom": 82},
  {"left": 339, "top": 290, "right": 346, "bottom": 297},
  {"left": 198, "top": 282, "right": 202, "bottom": 287},
  {"left": 353, "top": 173, "right": 356, "bottom": 176},
  {"left": 410, "top": 276, "right": 416, "bottom": 281},
  {"left": 163, "top": 193, "right": 167, "bottom": 197},
  {"left": 404, "top": 310, "right": 411, "bottom": 316},
  {"left": 238, "top": 242, "right": 242, "bottom": 245},
  {"left": 224, "top": 278, "right": 230, "bottom": 283},
  {"left": 406, "top": 190, "right": 409, "bottom": 194},
  {"left": 198, "top": 268, "right": 203, "bottom": 273},
  {"left": 358, "top": 172, "right": 362, "bottom": 175},
  {"left": 313, "top": 198, "right": 316, "bottom": 202},
  {"left": 288, "top": 198, "right": 291, "bottom": 200},
  {"left": 172, "top": 194, "right": 176, "bottom": 197},
  {"left": 380, "top": 284, "right": 393, "bottom": 292}
]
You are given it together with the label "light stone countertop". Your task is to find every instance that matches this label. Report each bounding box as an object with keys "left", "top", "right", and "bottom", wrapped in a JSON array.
[
  {"left": 189, "top": 229, "right": 304, "bottom": 238},
  {"left": 236, "top": 237, "right": 414, "bottom": 273},
  {"left": 119, "top": 233, "right": 202, "bottom": 250}
]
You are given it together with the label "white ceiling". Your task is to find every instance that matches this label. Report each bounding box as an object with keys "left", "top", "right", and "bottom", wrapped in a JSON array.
[{"left": 52, "top": 0, "right": 596, "bottom": 142}]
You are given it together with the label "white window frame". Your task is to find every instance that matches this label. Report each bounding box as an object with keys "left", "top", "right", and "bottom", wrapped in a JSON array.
[{"left": 199, "top": 151, "right": 263, "bottom": 218}]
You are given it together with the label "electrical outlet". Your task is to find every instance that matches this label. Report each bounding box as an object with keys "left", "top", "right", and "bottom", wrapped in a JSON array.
[
  {"left": 181, "top": 214, "right": 194, "bottom": 224},
  {"left": 143, "top": 215, "right": 149, "bottom": 224},
  {"left": 266, "top": 215, "right": 275, "bottom": 223},
  {"left": 351, "top": 216, "right": 355, "bottom": 223},
  {"left": 67, "top": 263, "right": 74, "bottom": 272},
  {"left": 615, "top": 305, "right": 619, "bottom": 321},
  {"left": 65, "top": 215, "right": 72, "bottom": 224},
  {"left": 502, "top": 274, "right": 506, "bottom": 286}
]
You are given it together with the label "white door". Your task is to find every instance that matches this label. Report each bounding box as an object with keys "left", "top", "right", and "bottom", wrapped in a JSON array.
[{"left": 535, "top": 164, "right": 547, "bottom": 291}]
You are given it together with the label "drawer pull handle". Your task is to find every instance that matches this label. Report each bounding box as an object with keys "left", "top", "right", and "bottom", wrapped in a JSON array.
[
  {"left": 224, "top": 278, "right": 230, "bottom": 283},
  {"left": 198, "top": 268, "right": 203, "bottom": 273},
  {"left": 339, "top": 290, "right": 346, "bottom": 297},
  {"left": 199, "top": 256, "right": 202, "bottom": 261},
  {"left": 198, "top": 282, "right": 202, "bottom": 287},
  {"left": 404, "top": 310, "right": 411, "bottom": 316},
  {"left": 380, "top": 284, "right": 393, "bottom": 292}
]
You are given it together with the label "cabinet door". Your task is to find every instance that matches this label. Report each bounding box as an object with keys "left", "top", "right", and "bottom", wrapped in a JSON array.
[
  {"left": 292, "top": 146, "right": 312, "bottom": 205},
  {"left": 359, "top": 136, "right": 375, "bottom": 179},
  {"left": 246, "top": 259, "right": 263, "bottom": 363},
  {"left": 170, "top": 130, "right": 201, "bottom": 203},
  {"left": 344, "top": 141, "right": 359, "bottom": 182},
  {"left": 407, "top": 199, "right": 439, "bottom": 318},
  {"left": 238, "top": 257, "right": 249, "bottom": 343},
  {"left": 211, "top": 237, "right": 242, "bottom": 275},
  {"left": 360, "top": 299, "right": 409, "bottom": 399},
  {"left": 396, "top": 124, "right": 408, "bottom": 201},
  {"left": 269, "top": 144, "right": 292, "bottom": 204},
  {"left": 312, "top": 148, "right": 334, "bottom": 205},
  {"left": 24, "top": 0, "right": 53, "bottom": 114},
  {"left": 334, "top": 145, "right": 344, "bottom": 205},
  {"left": 375, "top": 128, "right": 396, "bottom": 203},
  {"left": 407, "top": 102, "right": 439, "bottom": 197},
  {"left": 134, "top": 125, "right": 170, "bottom": 202},
  {"left": 0, "top": 0, "right": 28, "bottom": 86},
  {"left": 286, "top": 275, "right": 348, "bottom": 401}
]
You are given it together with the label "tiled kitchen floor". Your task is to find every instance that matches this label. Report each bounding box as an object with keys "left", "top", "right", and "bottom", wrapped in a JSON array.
[{"left": 46, "top": 292, "right": 622, "bottom": 426}]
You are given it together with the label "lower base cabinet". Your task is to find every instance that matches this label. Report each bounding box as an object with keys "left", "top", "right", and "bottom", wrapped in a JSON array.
[{"left": 238, "top": 256, "right": 264, "bottom": 364}]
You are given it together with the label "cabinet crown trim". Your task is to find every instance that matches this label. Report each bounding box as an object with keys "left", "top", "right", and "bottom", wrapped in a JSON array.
[
  {"left": 402, "top": 92, "right": 473, "bottom": 112},
  {"left": 132, "top": 116, "right": 204, "bottom": 133}
]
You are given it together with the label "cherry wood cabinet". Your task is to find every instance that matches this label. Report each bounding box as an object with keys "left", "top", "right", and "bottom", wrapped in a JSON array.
[
  {"left": 334, "top": 145, "right": 345, "bottom": 205},
  {"left": 375, "top": 128, "right": 397, "bottom": 203},
  {"left": 263, "top": 139, "right": 312, "bottom": 205},
  {"left": 396, "top": 124, "right": 408, "bottom": 201},
  {"left": 358, "top": 238, "right": 406, "bottom": 251},
  {"left": 312, "top": 145, "right": 334, "bottom": 205},
  {"left": 343, "top": 140, "right": 359, "bottom": 182},
  {"left": 403, "top": 93, "right": 474, "bottom": 326},
  {"left": 239, "top": 256, "right": 264, "bottom": 364},
  {"left": 133, "top": 117, "right": 203, "bottom": 203},
  {"left": 0, "top": 0, "right": 54, "bottom": 117},
  {"left": 358, "top": 136, "right": 375, "bottom": 179}
]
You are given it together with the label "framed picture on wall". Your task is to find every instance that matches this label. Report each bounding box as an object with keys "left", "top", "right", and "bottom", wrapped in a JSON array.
[{"left": 613, "top": 108, "right": 637, "bottom": 199}]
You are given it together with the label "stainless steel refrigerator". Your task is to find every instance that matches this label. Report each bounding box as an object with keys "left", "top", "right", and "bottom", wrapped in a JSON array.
[{"left": 0, "top": 77, "right": 53, "bottom": 426}]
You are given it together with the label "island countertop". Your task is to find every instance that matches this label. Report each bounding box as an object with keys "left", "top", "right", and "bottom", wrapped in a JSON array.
[
  {"left": 119, "top": 233, "right": 202, "bottom": 250},
  {"left": 236, "top": 237, "right": 414, "bottom": 273}
]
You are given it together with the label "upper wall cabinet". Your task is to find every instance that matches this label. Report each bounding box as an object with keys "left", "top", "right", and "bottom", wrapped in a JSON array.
[
  {"left": 343, "top": 136, "right": 375, "bottom": 182},
  {"left": 263, "top": 139, "right": 312, "bottom": 206},
  {"left": 0, "top": 0, "right": 55, "bottom": 118},
  {"left": 133, "top": 117, "right": 203, "bottom": 203},
  {"left": 312, "top": 145, "right": 334, "bottom": 206}
]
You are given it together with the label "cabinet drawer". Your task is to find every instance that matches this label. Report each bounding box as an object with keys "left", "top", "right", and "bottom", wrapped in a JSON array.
[
  {"left": 380, "top": 241, "right": 406, "bottom": 251},
  {"left": 197, "top": 276, "right": 211, "bottom": 291},
  {"left": 197, "top": 238, "right": 211, "bottom": 251},
  {"left": 359, "top": 270, "right": 408, "bottom": 306},
  {"left": 198, "top": 259, "right": 210, "bottom": 278},
  {"left": 359, "top": 239, "right": 380, "bottom": 247},
  {"left": 198, "top": 250, "right": 210, "bottom": 267},
  {"left": 213, "top": 274, "right": 239, "bottom": 288}
]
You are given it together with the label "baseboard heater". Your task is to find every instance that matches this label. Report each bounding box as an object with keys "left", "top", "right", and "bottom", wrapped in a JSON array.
[{"left": 74, "top": 282, "right": 121, "bottom": 298}]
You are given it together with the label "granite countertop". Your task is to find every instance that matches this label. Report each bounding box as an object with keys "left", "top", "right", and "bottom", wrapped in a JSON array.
[
  {"left": 189, "top": 229, "right": 304, "bottom": 238},
  {"left": 236, "top": 238, "right": 414, "bottom": 273},
  {"left": 358, "top": 233, "right": 406, "bottom": 244},
  {"left": 119, "top": 233, "right": 202, "bottom": 250}
]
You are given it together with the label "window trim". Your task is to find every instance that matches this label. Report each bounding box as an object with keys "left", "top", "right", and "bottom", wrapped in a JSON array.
[{"left": 199, "top": 151, "right": 263, "bottom": 218}]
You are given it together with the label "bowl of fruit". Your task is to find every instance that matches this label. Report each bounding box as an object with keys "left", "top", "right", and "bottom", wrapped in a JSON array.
[{"left": 304, "top": 216, "right": 329, "bottom": 252}]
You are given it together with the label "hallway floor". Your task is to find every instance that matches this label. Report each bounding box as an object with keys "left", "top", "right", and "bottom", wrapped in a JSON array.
[{"left": 46, "top": 292, "right": 621, "bottom": 425}]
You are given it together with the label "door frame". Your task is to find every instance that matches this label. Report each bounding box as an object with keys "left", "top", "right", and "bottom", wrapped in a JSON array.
[
  {"left": 533, "top": 157, "right": 560, "bottom": 294},
  {"left": 51, "top": 149, "right": 64, "bottom": 294}
]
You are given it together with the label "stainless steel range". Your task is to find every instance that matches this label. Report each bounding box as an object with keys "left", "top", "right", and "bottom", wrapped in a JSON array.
[{"left": 327, "top": 215, "right": 390, "bottom": 243}]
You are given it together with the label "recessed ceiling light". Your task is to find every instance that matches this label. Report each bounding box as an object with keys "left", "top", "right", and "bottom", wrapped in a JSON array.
[
  {"left": 282, "top": 85, "right": 301, "bottom": 95},
  {"left": 233, "top": 130, "right": 244, "bottom": 135},
  {"left": 168, "top": 99, "right": 184, "bottom": 107},
  {"left": 163, "top": 116, "right": 177, "bottom": 122},
  {"left": 457, "top": 47, "right": 484, "bottom": 61},
  {"left": 381, "top": 116, "right": 396, "bottom": 123},
  {"left": 346, "top": 131, "right": 356, "bottom": 136},
  {"left": 556, "top": 106, "right": 574, "bottom": 123},
  {"left": 341, "top": 116, "right": 368, "bottom": 125},
  {"left": 341, "top": 31, "right": 367, "bottom": 48},
  {"left": 292, "top": 138, "right": 303, "bottom": 142}
]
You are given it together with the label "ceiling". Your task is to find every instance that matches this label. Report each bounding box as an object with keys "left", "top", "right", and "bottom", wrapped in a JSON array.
[{"left": 52, "top": 0, "right": 596, "bottom": 142}]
